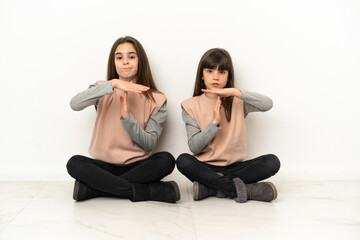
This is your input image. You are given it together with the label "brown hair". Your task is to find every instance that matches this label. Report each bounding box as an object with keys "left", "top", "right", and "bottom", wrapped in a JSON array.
[
  {"left": 193, "top": 48, "right": 235, "bottom": 122},
  {"left": 107, "top": 36, "right": 158, "bottom": 101}
]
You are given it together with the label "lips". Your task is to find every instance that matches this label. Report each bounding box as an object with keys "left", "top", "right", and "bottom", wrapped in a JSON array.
[{"left": 212, "top": 83, "right": 219, "bottom": 87}]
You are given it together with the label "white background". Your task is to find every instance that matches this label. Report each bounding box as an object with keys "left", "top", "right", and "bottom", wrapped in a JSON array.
[{"left": 0, "top": 0, "right": 359, "bottom": 180}]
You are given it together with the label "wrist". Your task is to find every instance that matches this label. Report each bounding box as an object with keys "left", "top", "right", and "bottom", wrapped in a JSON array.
[
  {"left": 111, "top": 79, "right": 117, "bottom": 89},
  {"left": 233, "top": 88, "right": 241, "bottom": 97},
  {"left": 122, "top": 112, "right": 129, "bottom": 119},
  {"left": 212, "top": 119, "right": 219, "bottom": 126}
]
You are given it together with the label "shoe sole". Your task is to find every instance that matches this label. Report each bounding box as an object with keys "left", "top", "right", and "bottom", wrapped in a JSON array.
[
  {"left": 73, "top": 180, "right": 80, "bottom": 201},
  {"left": 266, "top": 182, "right": 278, "bottom": 200},
  {"left": 169, "top": 181, "right": 181, "bottom": 201}
]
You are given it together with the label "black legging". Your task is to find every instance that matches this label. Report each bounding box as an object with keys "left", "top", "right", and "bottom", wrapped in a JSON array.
[
  {"left": 66, "top": 151, "right": 175, "bottom": 199},
  {"left": 176, "top": 153, "right": 280, "bottom": 197}
]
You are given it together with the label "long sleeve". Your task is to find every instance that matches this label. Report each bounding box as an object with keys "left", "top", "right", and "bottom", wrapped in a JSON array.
[
  {"left": 120, "top": 102, "right": 167, "bottom": 152},
  {"left": 70, "top": 81, "right": 114, "bottom": 111},
  {"left": 239, "top": 90, "right": 273, "bottom": 115},
  {"left": 182, "top": 107, "right": 220, "bottom": 154}
]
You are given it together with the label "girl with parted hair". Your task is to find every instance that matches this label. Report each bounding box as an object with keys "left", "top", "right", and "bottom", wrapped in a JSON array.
[
  {"left": 66, "top": 36, "right": 180, "bottom": 203},
  {"left": 176, "top": 48, "right": 280, "bottom": 203}
]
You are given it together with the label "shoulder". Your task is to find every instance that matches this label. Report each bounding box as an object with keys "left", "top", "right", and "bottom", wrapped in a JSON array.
[
  {"left": 181, "top": 95, "right": 201, "bottom": 109},
  {"left": 152, "top": 91, "right": 166, "bottom": 101},
  {"left": 150, "top": 91, "right": 167, "bottom": 109},
  {"left": 152, "top": 91, "right": 166, "bottom": 104}
]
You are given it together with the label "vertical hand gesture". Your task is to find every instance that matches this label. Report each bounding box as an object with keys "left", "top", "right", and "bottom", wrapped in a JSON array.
[
  {"left": 120, "top": 91, "right": 129, "bottom": 119},
  {"left": 212, "top": 96, "right": 222, "bottom": 125}
]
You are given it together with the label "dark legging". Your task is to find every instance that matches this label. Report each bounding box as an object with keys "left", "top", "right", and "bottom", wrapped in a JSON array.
[
  {"left": 66, "top": 151, "right": 175, "bottom": 199},
  {"left": 176, "top": 153, "right": 280, "bottom": 197}
]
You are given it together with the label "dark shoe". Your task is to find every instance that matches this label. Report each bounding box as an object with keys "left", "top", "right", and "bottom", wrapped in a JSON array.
[
  {"left": 193, "top": 181, "right": 218, "bottom": 201},
  {"left": 73, "top": 180, "right": 100, "bottom": 201},
  {"left": 132, "top": 181, "right": 180, "bottom": 203},
  {"left": 246, "top": 182, "right": 277, "bottom": 202}
]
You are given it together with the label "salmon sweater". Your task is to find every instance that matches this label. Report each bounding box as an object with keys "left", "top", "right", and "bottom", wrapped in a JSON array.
[
  {"left": 181, "top": 90, "right": 273, "bottom": 166},
  {"left": 70, "top": 81, "right": 167, "bottom": 165}
]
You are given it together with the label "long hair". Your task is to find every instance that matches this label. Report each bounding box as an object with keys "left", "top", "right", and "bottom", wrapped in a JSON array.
[
  {"left": 107, "top": 36, "right": 158, "bottom": 101},
  {"left": 193, "top": 48, "right": 235, "bottom": 122}
]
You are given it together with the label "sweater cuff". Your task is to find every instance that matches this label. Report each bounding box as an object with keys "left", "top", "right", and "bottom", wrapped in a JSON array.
[
  {"left": 203, "top": 121, "right": 221, "bottom": 137},
  {"left": 101, "top": 81, "right": 115, "bottom": 94},
  {"left": 238, "top": 89, "right": 250, "bottom": 101},
  {"left": 120, "top": 113, "right": 136, "bottom": 126}
]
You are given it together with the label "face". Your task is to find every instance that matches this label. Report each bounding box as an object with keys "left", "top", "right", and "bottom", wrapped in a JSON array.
[
  {"left": 202, "top": 67, "right": 229, "bottom": 90},
  {"left": 114, "top": 42, "right": 139, "bottom": 81}
]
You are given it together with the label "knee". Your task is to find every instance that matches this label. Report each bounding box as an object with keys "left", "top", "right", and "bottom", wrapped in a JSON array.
[
  {"left": 66, "top": 155, "right": 83, "bottom": 177},
  {"left": 265, "top": 154, "right": 281, "bottom": 175},
  {"left": 176, "top": 153, "right": 194, "bottom": 172},
  {"left": 155, "top": 151, "right": 175, "bottom": 173}
]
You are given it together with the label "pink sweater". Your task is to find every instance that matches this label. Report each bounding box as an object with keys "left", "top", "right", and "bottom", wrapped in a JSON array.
[
  {"left": 181, "top": 93, "right": 247, "bottom": 166},
  {"left": 89, "top": 89, "right": 166, "bottom": 165}
]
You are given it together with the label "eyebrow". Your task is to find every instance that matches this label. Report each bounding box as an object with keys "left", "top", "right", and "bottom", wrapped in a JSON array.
[{"left": 115, "top": 52, "right": 137, "bottom": 55}]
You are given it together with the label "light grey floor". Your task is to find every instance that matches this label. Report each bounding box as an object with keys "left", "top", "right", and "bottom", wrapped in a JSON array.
[{"left": 1, "top": 178, "right": 359, "bottom": 240}]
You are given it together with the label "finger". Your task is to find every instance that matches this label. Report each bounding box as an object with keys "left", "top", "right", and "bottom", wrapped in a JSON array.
[
  {"left": 202, "top": 89, "right": 216, "bottom": 94},
  {"left": 202, "top": 89, "right": 212, "bottom": 93},
  {"left": 217, "top": 96, "right": 222, "bottom": 110},
  {"left": 214, "top": 96, "right": 220, "bottom": 112},
  {"left": 130, "top": 82, "right": 150, "bottom": 90},
  {"left": 126, "top": 87, "right": 146, "bottom": 93},
  {"left": 124, "top": 91, "right": 128, "bottom": 105},
  {"left": 204, "top": 88, "right": 218, "bottom": 93},
  {"left": 203, "top": 88, "right": 222, "bottom": 96},
  {"left": 138, "top": 85, "right": 150, "bottom": 91},
  {"left": 130, "top": 81, "right": 149, "bottom": 91},
  {"left": 135, "top": 86, "right": 150, "bottom": 91},
  {"left": 130, "top": 87, "right": 149, "bottom": 92}
]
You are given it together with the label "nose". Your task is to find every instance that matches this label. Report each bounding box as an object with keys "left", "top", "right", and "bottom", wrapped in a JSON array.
[
  {"left": 213, "top": 71, "right": 219, "bottom": 80},
  {"left": 122, "top": 57, "right": 129, "bottom": 65}
]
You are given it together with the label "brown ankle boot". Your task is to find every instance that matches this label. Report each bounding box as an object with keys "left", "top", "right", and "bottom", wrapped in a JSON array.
[
  {"left": 193, "top": 182, "right": 217, "bottom": 200},
  {"left": 246, "top": 182, "right": 277, "bottom": 202}
]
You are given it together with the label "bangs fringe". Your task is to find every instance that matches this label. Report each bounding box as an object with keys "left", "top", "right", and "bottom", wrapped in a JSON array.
[{"left": 202, "top": 51, "right": 231, "bottom": 70}]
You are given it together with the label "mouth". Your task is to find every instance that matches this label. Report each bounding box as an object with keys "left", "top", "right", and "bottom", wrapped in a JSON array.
[{"left": 212, "top": 83, "right": 219, "bottom": 87}]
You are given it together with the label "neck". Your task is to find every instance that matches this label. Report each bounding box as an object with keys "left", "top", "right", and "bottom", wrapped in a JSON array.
[
  {"left": 204, "top": 92, "right": 218, "bottom": 99},
  {"left": 120, "top": 76, "right": 137, "bottom": 83}
]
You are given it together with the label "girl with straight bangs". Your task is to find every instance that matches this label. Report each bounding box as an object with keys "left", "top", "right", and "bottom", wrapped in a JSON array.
[
  {"left": 66, "top": 36, "right": 180, "bottom": 203},
  {"left": 176, "top": 48, "right": 280, "bottom": 203}
]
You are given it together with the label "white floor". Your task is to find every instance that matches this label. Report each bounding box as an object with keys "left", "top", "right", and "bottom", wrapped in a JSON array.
[{"left": 1, "top": 178, "right": 359, "bottom": 240}]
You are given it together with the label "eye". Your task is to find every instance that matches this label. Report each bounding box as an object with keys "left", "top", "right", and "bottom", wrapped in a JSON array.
[
  {"left": 220, "top": 70, "right": 228, "bottom": 74},
  {"left": 116, "top": 56, "right": 122, "bottom": 60},
  {"left": 129, "top": 55, "right": 136, "bottom": 59},
  {"left": 207, "top": 70, "right": 212, "bottom": 73}
]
